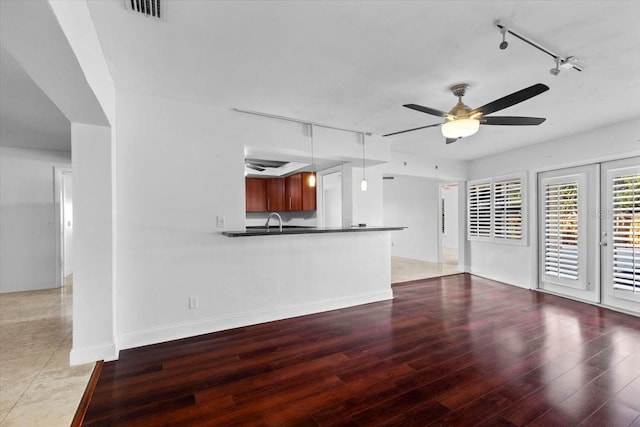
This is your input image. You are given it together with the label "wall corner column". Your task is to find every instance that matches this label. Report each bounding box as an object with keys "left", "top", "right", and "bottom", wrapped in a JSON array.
[{"left": 70, "top": 122, "right": 117, "bottom": 365}]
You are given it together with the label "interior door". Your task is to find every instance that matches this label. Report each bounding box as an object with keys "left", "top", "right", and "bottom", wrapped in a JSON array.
[
  {"left": 601, "top": 157, "right": 640, "bottom": 313},
  {"left": 538, "top": 165, "right": 599, "bottom": 302}
]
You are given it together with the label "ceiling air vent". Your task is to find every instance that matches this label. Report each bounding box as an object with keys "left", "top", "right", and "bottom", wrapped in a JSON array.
[
  {"left": 125, "top": 0, "right": 165, "bottom": 21},
  {"left": 245, "top": 159, "right": 289, "bottom": 172}
]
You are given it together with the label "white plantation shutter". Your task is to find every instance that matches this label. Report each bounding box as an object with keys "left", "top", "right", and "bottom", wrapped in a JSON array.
[
  {"left": 494, "top": 178, "right": 523, "bottom": 240},
  {"left": 468, "top": 181, "right": 492, "bottom": 240},
  {"left": 467, "top": 175, "right": 526, "bottom": 244},
  {"left": 612, "top": 174, "right": 640, "bottom": 293},
  {"left": 544, "top": 182, "right": 579, "bottom": 280}
]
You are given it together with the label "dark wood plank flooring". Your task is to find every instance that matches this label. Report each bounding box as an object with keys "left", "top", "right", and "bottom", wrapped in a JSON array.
[{"left": 83, "top": 274, "right": 640, "bottom": 426}]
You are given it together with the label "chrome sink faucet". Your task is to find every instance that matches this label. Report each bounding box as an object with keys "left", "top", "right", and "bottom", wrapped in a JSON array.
[{"left": 265, "top": 212, "right": 283, "bottom": 232}]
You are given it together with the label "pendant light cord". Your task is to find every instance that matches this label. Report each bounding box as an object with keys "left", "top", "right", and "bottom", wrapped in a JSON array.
[
  {"left": 362, "top": 132, "right": 366, "bottom": 179},
  {"left": 310, "top": 124, "right": 314, "bottom": 168},
  {"left": 360, "top": 132, "right": 367, "bottom": 192}
]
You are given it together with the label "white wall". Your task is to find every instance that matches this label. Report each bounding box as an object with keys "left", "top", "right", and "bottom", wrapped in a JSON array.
[
  {"left": 243, "top": 116, "right": 390, "bottom": 166},
  {"left": 323, "top": 171, "right": 342, "bottom": 227},
  {"left": 466, "top": 118, "right": 640, "bottom": 288},
  {"left": 245, "top": 211, "right": 317, "bottom": 228},
  {"left": 0, "top": 146, "right": 71, "bottom": 293},
  {"left": 383, "top": 175, "right": 440, "bottom": 262},
  {"left": 70, "top": 123, "right": 116, "bottom": 365},
  {"left": 468, "top": 119, "right": 640, "bottom": 180},
  {"left": 352, "top": 164, "right": 384, "bottom": 227},
  {"left": 441, "top": 184, "right": 459, "bottom": 249},
  {"left": 113, "top": 89, "right": 391, "bottom": 351},
  {"left": 385, "top": 150, "right": 467, "bottom": 181}
]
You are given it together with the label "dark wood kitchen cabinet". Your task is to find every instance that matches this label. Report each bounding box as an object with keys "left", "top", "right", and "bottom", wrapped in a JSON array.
[
  {"left": 245, "top": 178, "right": 267, "bottom": 212},
  {"left": 285, "top": 173, "right": 302, "bottom": 211},
  {"left": 266, "top": 178, "right": 285, "bottom": 212},
  {"left": 245, "top": 173, "right": 315, "bottom": 212}
]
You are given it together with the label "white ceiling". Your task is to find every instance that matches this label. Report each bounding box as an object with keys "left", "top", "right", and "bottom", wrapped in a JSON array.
[
  {"left": 0, "top": 45, "right": 70, "bottom": 152},
  {"left": 3, "top": 1, "right": 639, "bottom": 160},
  {"left": 85, "top": 0, "right": 640, "bottom": 161}
]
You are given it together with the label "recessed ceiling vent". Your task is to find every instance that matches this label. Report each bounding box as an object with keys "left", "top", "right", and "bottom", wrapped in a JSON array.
[
  {"left": 245, "top": 159, "right": 289, "bottom": 172},
  {"left": 125, "top": 0, "right": 165, "bottom": 21}
]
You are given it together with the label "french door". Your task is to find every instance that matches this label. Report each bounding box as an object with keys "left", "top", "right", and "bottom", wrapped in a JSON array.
[
  {"left": 538, "top": 165, "right": 599, "bottom": 302},
  {"left": 538, "top": 157, "right": 640, "bottom": 314},
  {"left": 601, "top": 157, "right": 640, "bottom": 313}
]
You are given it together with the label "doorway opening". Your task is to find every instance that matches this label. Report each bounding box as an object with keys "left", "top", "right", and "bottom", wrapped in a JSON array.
[
  {"left": 384, "top": 175, "right": 462, "bottom": 283},
  {"left": 55, "top": 167, "right": 73, "bottom": 287},
  {"left": 440, "top": 183, "right": 459, "bottom": 267}
]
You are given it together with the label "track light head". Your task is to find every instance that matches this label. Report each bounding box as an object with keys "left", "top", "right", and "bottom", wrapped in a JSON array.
[
  {"left": 550, "top": 57, "right": 561, "bottom": 76},
  {"left": 499, "top": 28, "right": 508, "bottom": 50},
  {"left": 559, "top": 56, "right": 579, "bottom": 70}
]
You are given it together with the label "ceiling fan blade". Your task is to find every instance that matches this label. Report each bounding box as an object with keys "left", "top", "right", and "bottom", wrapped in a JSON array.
[
  {"left": 445, "top": 137, "right": 458, "bottom": 144},
  {"left": 482, "top": 116, "right": 546, "bottom": 126},
  {"left": 404, "top": 104, "right": 449, "bottom": 118},
  {"left": 471, "top": 83, "right": 549, "bottom": 116},
  {"left": 382, "top": 123, "right": 440, "bottom": 137}
]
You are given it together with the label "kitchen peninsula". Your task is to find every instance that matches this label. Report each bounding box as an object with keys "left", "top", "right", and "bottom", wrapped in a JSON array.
[
  {"left": 213, "top": 223, "right": 406, "bottom": 338},
  {"left": 223, "top": 225, "right": 405, "bottom": 237}
]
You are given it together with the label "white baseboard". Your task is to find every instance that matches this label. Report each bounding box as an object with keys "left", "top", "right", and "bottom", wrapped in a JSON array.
[
  {"left": 468, "top": 269, "right": 530, "bottom": 289},
  {"left": 117, "top": 290, "right": 394, "bottom": 352},
  {"left": 70, "top": 342, "right": 118, "bottom": 366}
]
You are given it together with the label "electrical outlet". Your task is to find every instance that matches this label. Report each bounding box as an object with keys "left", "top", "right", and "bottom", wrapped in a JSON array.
[
  {"left": 189, "top": 296, "right": 199, "bottom": 309},
  {"left": 216, "top": 216, "right": 225, "bottom": 228}
]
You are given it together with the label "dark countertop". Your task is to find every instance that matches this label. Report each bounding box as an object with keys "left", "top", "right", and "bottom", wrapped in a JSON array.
[{"left": 222, "top": 226, "right": 406, "bottom": 237}]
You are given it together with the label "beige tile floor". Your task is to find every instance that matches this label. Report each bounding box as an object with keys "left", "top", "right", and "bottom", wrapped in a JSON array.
[
  {"left": 391, "top": 247, "right": 461, "bottom": 283},
  {"left": 0, "top": 277, "right": 94, "bottom": 426}
]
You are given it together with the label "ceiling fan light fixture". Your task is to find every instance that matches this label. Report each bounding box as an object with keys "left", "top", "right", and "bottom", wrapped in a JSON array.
[{"left": 441, "top": 118, "right": 480, "bottom": 139}]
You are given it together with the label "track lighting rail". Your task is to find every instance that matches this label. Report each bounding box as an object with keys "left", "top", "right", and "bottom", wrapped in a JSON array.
[
  {"left": 233, "top": 108, "right": 374, "bottom": 136},
  {"left": 495, "top": 21, "right": 583, "bottom": 72}
]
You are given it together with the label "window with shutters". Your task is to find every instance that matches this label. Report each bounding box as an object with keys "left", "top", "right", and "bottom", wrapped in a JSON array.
[
  {"left": 467, "top": 174, "right": 526, "bottom": 244},
  {"left": 543, "top": 182, "right": 579, "bottom": 280},
  {"left": 467, "top": 180, "right": 492, "bottom": 241},
  {"left": 612, "top": 174, "right": 640, "bottom": 293},
  {"left": 494, "top": 178, "right": 523, "bottom": 241}
]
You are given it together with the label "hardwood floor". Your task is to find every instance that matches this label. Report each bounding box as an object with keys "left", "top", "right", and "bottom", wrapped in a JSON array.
[{"left": 83, "top": 274, "right": 640, "bottom": 426}]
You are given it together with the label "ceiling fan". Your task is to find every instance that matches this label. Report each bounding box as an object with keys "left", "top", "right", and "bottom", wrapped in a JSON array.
[{"left": 383, "top": 83, "right": 549, "bottom": 144}]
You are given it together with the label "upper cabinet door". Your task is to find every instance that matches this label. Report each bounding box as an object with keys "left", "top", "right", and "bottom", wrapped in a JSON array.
[
  {"left": 285, "top": 174, "right": 302, "bottom": 211},
  {"left": 301, "top": 172, "right": 317, "bottom": 211},
  {"left": 246, "top": 174, "right": 316, "bottom": 213},
  {"left": 266, "top": 178, "right": 285, "bottom": 212},
  {"left": 245, "top": 178, "right": 267, "bottom": 212}
]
